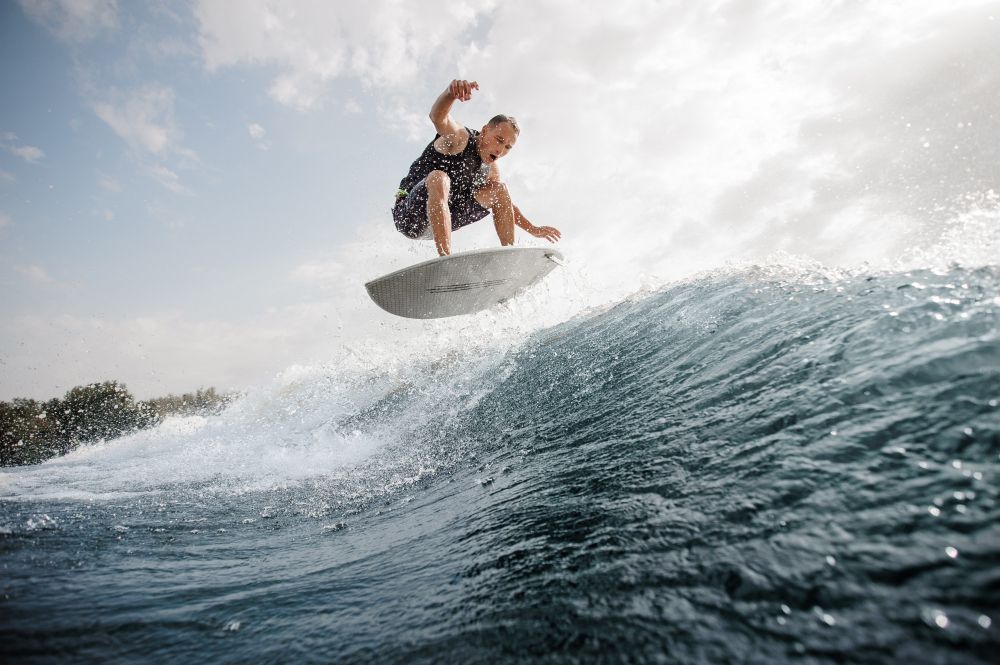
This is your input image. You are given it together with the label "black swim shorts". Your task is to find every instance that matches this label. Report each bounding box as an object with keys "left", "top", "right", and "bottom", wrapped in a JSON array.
[{"left": 393, "top": 178, "right": 491, "bottom": 239}]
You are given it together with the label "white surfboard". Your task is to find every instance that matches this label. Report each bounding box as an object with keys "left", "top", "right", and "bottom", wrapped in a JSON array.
[{"left": 365, "top": 247, "right": 564, "bottom": 319}]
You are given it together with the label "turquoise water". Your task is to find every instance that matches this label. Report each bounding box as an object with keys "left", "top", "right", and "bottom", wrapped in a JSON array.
[{"left": 2, "top": 264, "right": 998, "bottom": 663}]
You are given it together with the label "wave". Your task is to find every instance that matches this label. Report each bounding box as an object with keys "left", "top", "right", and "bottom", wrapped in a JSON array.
[
  {"left": 2, "top": 262, "right": 998, "bottom": 663},
  {"left": 3, "top": 262, "right": 996, "bottom": 503}
]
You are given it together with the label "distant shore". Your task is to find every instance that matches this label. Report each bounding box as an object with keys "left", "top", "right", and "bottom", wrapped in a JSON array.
[{"left": 1, "top": 382, "right": 234, "bottom": 467}]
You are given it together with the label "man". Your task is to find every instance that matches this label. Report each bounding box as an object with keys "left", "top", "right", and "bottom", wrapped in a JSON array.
[{"left": 393, "top": 79, "right": 561, "bottom": 256}]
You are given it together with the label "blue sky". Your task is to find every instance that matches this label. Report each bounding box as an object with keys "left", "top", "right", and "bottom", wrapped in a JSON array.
[
  {"left": 2, "top": 0, "right": 997, "bottom": 401},
  {"left": 1, "top": 2, "right": 404, "bottom": 321}
]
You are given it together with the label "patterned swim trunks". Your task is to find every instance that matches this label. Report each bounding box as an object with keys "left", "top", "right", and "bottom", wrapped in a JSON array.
[{"left": 392, "top": 178, "right": 491, "bottom": 239}]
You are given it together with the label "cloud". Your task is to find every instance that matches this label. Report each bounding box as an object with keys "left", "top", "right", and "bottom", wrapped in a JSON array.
[
  {"left": 1, "top": 133, "right": 45, "bottom": 163},
  {"left": 288, "top": 258, "right": 344, "bottom": 288},
  {"left": 18, "top": 0, "right": 118, "bottom": 42},
  {"left": 93, "top": 86, "right": 177, "bottom": 155},
  {"left": 193, "top": 0, "right": 496, "bottom": 110},
  {"left": 0, "top": 170, "right": 14, "bottom": 183},
  {"left": 148, "top": 164, "right": 192, "bottom": 196},
  {"left": 447, "top": 0, "right": 1000, "bottom": 278},
  {"left": 92, "top": 86, "right": 199, "bottom": 194},
  {"left": 10, "top": 145, "right": 45, "bottom": 163},
  {"left": 0, "top": 305, "right": 344, "bottom": 400},
  {"left": 15, "top": 264, "right": 55, "bottom": 284},
  {"left": 247, "top": 122, "right": 270, "bottom": 150},
  {"left": 97, "top": 174, "right": 123, "bottom": 191}
]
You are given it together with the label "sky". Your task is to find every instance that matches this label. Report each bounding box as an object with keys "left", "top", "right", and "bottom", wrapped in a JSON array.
[{"left": 1, "top": 0, "right": 998, "bottom": 401}]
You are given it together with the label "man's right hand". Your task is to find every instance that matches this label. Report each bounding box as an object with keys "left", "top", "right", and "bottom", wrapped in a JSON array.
[{"left": 449, "top": 79, "right": 479, "bottom": 102}]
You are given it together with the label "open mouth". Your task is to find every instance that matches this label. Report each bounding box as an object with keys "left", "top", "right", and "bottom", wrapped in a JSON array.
[{"left": 489, "top": 154, "right": 498, "bottom": 162}]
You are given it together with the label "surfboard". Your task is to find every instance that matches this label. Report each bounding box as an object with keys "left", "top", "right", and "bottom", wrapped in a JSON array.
[{"left": 365, "top": 246, "right": 565, "bottom": 319}]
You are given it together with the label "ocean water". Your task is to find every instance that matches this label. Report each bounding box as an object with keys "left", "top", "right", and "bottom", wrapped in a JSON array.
[{"left": 2, "top": 263, "right": 998, "bottom": 664}]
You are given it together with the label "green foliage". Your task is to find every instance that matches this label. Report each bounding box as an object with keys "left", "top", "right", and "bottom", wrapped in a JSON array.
[
  {"left": 0, "top": 382, "right": 232, "bottom": 467},
  {"left": 58, "top": 381, "right": 158, "bottom": 444},
  {"left": 0, "top": 398, "right": 61, "bottom": 466},
  {"left": 145, "top": 387, "right": 228, "bottom": 420}
]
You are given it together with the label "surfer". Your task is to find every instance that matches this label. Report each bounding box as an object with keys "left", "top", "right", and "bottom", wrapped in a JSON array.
[{"left": 393, "top": 79, "right": 561, "bottom": 256}]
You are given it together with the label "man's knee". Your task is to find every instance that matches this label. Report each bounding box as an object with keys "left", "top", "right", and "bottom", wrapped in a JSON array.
[
  {"left": 426, "top": 170, "right": 450, "bottom": 199},
  {"left": 477, "top": 181, "right": 510, "bottom": 208}
]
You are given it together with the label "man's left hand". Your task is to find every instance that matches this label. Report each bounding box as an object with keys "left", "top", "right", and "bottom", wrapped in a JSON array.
[{"left": 528, "top": 225, "right": 562, "bottom": 243}]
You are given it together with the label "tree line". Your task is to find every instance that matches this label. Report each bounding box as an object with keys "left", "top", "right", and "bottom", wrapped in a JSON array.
[{"left": 0, "top": 381, "right": 233, "bottom": 467}]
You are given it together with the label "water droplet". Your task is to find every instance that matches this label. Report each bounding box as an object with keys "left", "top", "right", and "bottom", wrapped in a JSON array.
[
  {"left": 962, "top": 427, "right": 974, "bottom": 436},
  {"left": 821, "top": 613, "right": 836, "bottom": 626},
  {"left": 945, "top": 546, "right": 959, "bottom": 559},
  {"left": 924, "top": 608, "right": 951, "bottom": 628},
  {"left": 979, "top": 615, "right": 992, "bottom": 629},
  {"left": 777, "top": 616, "right": 787, "bottom": 625},
  {"left": 951, "top": 460, "right": 963, "bottom": 469},
  {"left": 781, "top": 604, "right": 791, "bottom": 615},
  {"left": 928, "top": 506, "right": 941, "bottom": 517},
  {"left": 953, "top": 491, "right": 966, "bottom": 501},
  {"left": 955, "top": 505, "right": 967, "bottom": 514},
  {"left": 826, "top": 555, "right": 837, "bottom": 566}
]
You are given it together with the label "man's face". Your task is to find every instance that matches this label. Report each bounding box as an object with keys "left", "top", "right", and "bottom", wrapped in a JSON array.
[{"left": 479, "top": 122, "right": 518, "bottom": 164}]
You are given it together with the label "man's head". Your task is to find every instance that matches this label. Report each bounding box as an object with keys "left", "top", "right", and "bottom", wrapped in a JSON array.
[{"left": 478, "top": 114, "right": 519, "bottom": 164}]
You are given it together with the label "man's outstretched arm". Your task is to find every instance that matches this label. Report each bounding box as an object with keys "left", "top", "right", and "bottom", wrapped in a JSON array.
[
  {"left": 485, "top": 165, "right": 561, "bottom": 244},
  {"left": 513, "top": 205, "right": 562, "bottom": 243}
]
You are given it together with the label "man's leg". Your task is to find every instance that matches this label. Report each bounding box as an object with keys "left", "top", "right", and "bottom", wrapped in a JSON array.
[
  {"left": 426, "top": 170, "right": 453, "bottom": 256},
  {"left": 474, "top": 181, "right": 515, "bottom": 246}
]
